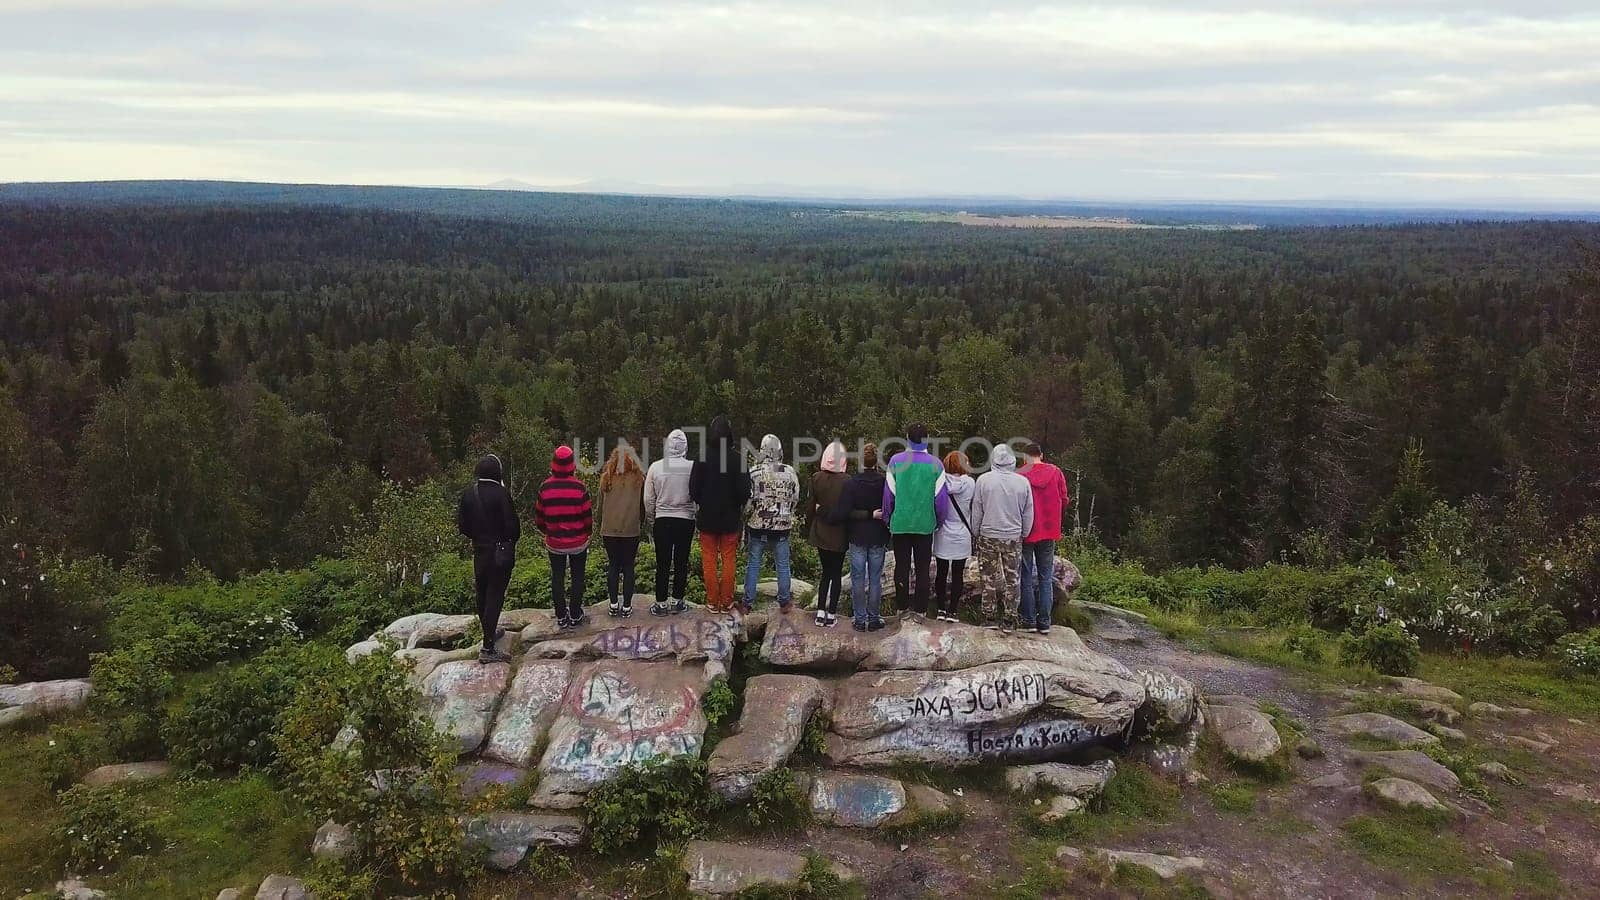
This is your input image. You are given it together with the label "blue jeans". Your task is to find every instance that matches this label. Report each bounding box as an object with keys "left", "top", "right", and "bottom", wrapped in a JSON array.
[
  {"left": 1019, "top": 540, "right": 1056, "bottom": 626},
  {"left": 849, "top": 543, "right": 887, "bottom": 623},
  {"left": 743, "top": 529, "right": 792, "bottom": 607}
]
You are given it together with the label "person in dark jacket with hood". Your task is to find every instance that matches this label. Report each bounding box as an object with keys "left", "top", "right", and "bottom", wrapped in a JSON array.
[
  {"left": 689, "top": 415, "right": 750, "bottom": 613},
  {"left": 830, "top": 442, "right": 890, "bottom": 632},
  {"left": 457, "top": 453, "right": 519, "bottom": 664}
]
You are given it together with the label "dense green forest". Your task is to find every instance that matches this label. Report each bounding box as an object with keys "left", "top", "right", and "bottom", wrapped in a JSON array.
[{"left": 2, "top": 191, "right": 1599, "bottom": 681}]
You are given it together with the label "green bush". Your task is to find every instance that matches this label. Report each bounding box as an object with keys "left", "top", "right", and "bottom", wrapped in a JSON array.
[
  {"left": 275, "top": 651, "right": 472, "bottom": 894},
  {"left": 87, "top": 642, "right": 176, "bottom": 758},
  {"left": 1279, "top": 624, "right": 1327, "bottom": 664},
  {"left": 42, "top": 722, "right": 112, "bottom": 791},
  {"left": 744, "top": 768, "right": 810, "bottom": 831},
  {"left": 1553, "top": 628, "right": 1600, "bottom": 676},
  {"left": 164, "top": 643, "right": 339, "bottom": 774},
  {"left": 54, "top": 785, "right": 161, "bottom": 872},
  {"left": 1341, "top": 622, "right": 1422, "bottom": 676},
  {"left": 1075, "top": 563, "right": 1180, "bottom": 611},
  {"left": 701, "top": 678, "right": 736, "bottom": 727},
  {"left": 583, "top": 757, "right": 714, "bottom": 855}
]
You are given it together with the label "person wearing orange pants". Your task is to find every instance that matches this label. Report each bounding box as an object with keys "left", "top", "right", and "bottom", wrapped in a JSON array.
[
  {"left": 689, "top": 414, "right": 750, "bottom": 612},
  {"left": 699, "top": 531, "right": 740, "bottom": 610}
]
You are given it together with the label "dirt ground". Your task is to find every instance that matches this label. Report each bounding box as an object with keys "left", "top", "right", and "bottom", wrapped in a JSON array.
[{"left": 487, "top": 608, "right": 1600, "bottom": 898}]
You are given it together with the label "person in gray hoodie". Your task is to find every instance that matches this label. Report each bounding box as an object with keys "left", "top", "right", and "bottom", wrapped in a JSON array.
[
  {"left": 645, "top": 428, "right": 698, "bottom": 616},
  {"left": 744, "top": 434, "right": 801, "bottom": 611},
  {"left": 968, "top": 443, "right": 1034, "bottom": 632}
]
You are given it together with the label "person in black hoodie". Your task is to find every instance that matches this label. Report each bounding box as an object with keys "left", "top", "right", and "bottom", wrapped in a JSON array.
[
  {"left": 830, "top": 442, "right": 891, "bottom": 631},
  {"left": 458, "top": 454, "right": 520, "bottom": 663},
  {"left": 689, "top": 415, "right": 750, "bottom": 613}
]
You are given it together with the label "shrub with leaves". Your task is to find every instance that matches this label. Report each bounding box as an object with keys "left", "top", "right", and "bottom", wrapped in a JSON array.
[
  {"left": 42, "top": 722, "right": 112, "bottom": 791},
  {"left": 54, "top": 785, "right": 161, "bottom": 872},
  {"left": 583, "top": 757, "right": 713, "bottom": 855},
  {"left": 701, "top": 677, "right": 736, "bottom": 727},
  {"left": 1554, "top": 628, "right": 1600, "bottom": 676},
  {"left": 164, "top": 642, "right": 338, "bottom": 774},
  {"left": 274, "top": 651, "right": 472, "bottom": 894},
  {"left": 1279, "top": 623, "right": 1327, "bottom": 664},
  {"left": 1341, "top": 621, "right": 1422, "bottom": 676},
  {"left": 87, "top": 642, "right": 176, "bottom": 759},
  {"left": 744, "top": 768, "right": 810, "bottom": 831}
]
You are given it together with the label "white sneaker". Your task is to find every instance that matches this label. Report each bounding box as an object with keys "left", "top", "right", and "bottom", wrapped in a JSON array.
[
  {"left": 814, "top": 612, "right": 827, "bottom": 627},
  {"left": 825, "top": 614, "right": 838, "bottom": 628}
]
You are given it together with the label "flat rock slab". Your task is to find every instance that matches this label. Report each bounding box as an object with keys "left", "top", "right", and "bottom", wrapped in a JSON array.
[
  {"left": 755, "top": 579, "right": 816, "bottom": 602},
  {"left": 1006, "top": 759, "right": 1116, "bottom": 798},
  {"left": 1469, "top": 702, "right": 1535, "bottom": 718},
  {"left": 527, "top": 608, "right": 740, "bottom": 666},
  {"left": 379, "top": 611, "right": 446, "bottom": 642},
  {"left": 824, "top": 658, "right": 1144, "bottom": 767},
  {"left": 422, "top": 659, "right": 513, "bottom": 754},
  {"left": 81, "top": 761, "right": 173, "bottom": 787},
  {"left": 1076, "top": 601, "right": 1149, "bottom": 623},
  {"left": 860, "top": 619, "right": 1141, "bottom": 675},
  {"left": 707, "top": 674, "right": 827, "bottom": 800},
  {"left": 1386, "top": 677, "right": 1464, "bottom": 705},
  {"left": 408, "top": 613, "right": 482, "bottom": 649},
  {"left": 0, "top": 678, "right": 92, "bottom": 713},
  {"left": 1040, "top": 794, "right": 1087, "bottom": 822},
  {"left": 463, "top": 811, "right": 584, "bottom": 870},
  {"left": 1207, "top": 704, "right": 1281, "bottom": 762},
  {"left": 532, "top": 659, "right": 709, "bottom": 809},
  {"left": 54, "top": 879, "right": 106, "bottom": 900},
  {"left": 482, "top": 658, "right": 574, "bottom": 766},
  {"left": 1058, "top": 847, "right": 1207, "bottom": 880},
  {"left": 1346, "top": 750, "right": 1460, "bottom": 793},
  {"left": 1365, "top": 776, "right": 1450, "bottom": 814},
  {"left": 455, "top": 761, "right": 527, "bottom": 798},
  {"left": 1326, "top": 713, "right": 1439, "bottom": 748},
  {"left": 1508, "top": 735, "right": 1556, "bottom": 754},
  {"left": 254, "top": 874, "right": 312, "bottom": 900},
  {"left": 903, "top": 783, "right": 956, "bottom": 817},
  {"left": 761, "top": 612, "right": 901, "bottom": 670},
  {"left": 810, "top": 772, "right": 907, "bottom": 827},
  {"left": 684, "top": 840, "right": 851, "bottom": 895},
  {"left": 395, "top": 646, "right": 478, "bottom": 686}
]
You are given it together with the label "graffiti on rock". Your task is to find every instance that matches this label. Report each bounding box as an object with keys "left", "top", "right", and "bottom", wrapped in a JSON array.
[
  {"left": 589, "top": 620, "right": 730, "bottom": 660},
  {"left": 551, "top": 669, "right": 704, "bottom": 773},
  {"left": 964, "top": 719, "right": 1109, "bottom": 757},
  {"left": 905, "top": 671, "right": 1047, "bottom": 719}
]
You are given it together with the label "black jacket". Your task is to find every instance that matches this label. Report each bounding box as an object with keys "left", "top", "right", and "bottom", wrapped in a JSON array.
[
  {"left": 829, "top": 469, "right": 890, "bottom": 547},
  {"left": 690, "top": 448, "right": 750, "bottom": 535},
  {"left": 458, "top": 456, "right": 521, "bottom": 547}
]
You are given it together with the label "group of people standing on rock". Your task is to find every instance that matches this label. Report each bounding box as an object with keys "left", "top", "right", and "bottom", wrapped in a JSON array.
[{"left": 457, "top": 419, "right": 1068, "bottom": 664}]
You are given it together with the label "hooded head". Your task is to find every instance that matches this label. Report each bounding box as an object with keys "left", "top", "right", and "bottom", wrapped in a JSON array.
[
  {"left": 665, "top": 429, "right": 688, "bottom": 460},
  {"left": 991, "top": 443, "right": 1017, "bottom": 472},
  {"left": 906, "top": 422, "right": 928, "bottom": 448},
  {"left": 821, "top": 440, "right": 848, "bottom": 474},
  {"left": 475, "top": 454, "right": 504, "bottom": 483},
  {"left": 758, "top": 434, "right": 783, "bottom": 469},
  {"left": 550, "top": 445, "right": 576, "bottom": 477}
]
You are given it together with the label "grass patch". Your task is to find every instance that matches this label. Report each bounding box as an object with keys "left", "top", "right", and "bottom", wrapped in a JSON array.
[
  {"left": 1029, "top": 764, "right": 1180, "bottom": 843},
  {"left": 1208, "top": 781, "right": 1258, "bottom": 814},
  {"left": 1418, "top": 654, "right": 1600, "bottom": 720},
  {"left": 992, "top": 838, "right": 1074, "bottom": 900},
  {"left": 0, "top": 721, "right": 66, "bottom": 895},
  {"left": 886, "top": 760, "right": 1010, "bottom": 795},
  {"left": 879, "top": 805, "right": 963, "bottom": 843},
  {"left": 1341, "top": 805, "right": 1523, "bottom": 891}
]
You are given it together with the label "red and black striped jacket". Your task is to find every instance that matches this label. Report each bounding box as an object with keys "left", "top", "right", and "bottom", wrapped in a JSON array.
[{"left": 534, "top": 450, "right": 593, "bottom": 552}]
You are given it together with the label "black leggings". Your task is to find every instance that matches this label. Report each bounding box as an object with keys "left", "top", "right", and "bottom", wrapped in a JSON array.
[
  {"left": 549, "top": 550, "right": 588, "bottom": 620},
  {"left": 816, "top": 549, "right": 846, "bottom": 615},
  {"left": 893, "top": 533, "right": 934, "bottom": 614},
  {"left": 473, "top": 546, "right": 514, "bottom": 647},
  {"left": 653, "top": 517, "right": 694, "bottom": 604},
  {"left": 935, "top": 557, "right": 966, "bottom": 616},
  {"left": 604, "top": 535, "right": 640, "bottom": 606}
]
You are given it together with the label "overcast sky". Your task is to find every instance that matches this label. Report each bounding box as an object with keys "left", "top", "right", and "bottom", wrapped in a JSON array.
[{"left": 2, "top": 1, "right": 1598, "bottom": 206}]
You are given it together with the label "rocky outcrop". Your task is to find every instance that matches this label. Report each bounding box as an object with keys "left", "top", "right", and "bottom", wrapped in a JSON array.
[
  {"left": 54, "top": 880, "right": 106, "bottom": 900},
  {"left": 525, "top": 607, "right": 740, "bottom": 666},
  {"left": 420, "top": 660, "right": 512, "bottom": 754},
  {"left": 707, "top": 674, "right": 827, "bottom": 800},
  {"left": 531, "top": 659, "right": 709, "bottom": 809},
  {"left": 0, "top": 678, "right": 92, "bottom": 727},
  {"left": 482, "top": 659, "right": 573, "bottom": 766},
  {"left": 1325, "top": 713, "right": 1438, "bottom": 748},
  {"left": 311, "top": 821, "right": 354, "bottom": 861},
  {"left": 253, "top": 875, "right": 312, "bottom": 900},
  {"left": 1136, "top": 669, "right": 1199, "bottom": 735},
  {"left": 81, "top": 761, "right": 172, "bottom": 788},
  {"left": 1345, "top": 750, "right": 1460, "bottom": 793},
  {"left": 1005, "top": 759, "right": 1116, "bottom": 798},
  {"left": 684, "top": 840, "right": 851, "bottom": 895},
  {"left": 1057, "top": 847, "right": 1207, "bottom": 880},
  {"left": 1206, "top": 703, "right": 1281, "bottom": 762},
  {"left": 1364, "top": 777, "right": 1450, "bottom": 814},
  {"left": 462, "top": 812, "right": 584, "bottom": 870},
  {"left": 1386, "top": 677, "right": 1463, "bottom": 705},
  {"left": 823, "top": 655, "right": 1144, "bottom": 767},
  {"left": 808, "top": 772, "right": 907, "bottom": 827}
]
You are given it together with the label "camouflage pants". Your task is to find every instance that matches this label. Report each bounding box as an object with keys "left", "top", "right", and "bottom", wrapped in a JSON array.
[{"left": 974, "top": 537, "right": 1022, "bottom": 628}]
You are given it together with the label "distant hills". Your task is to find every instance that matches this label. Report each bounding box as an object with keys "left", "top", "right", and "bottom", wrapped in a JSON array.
[{"left": 3, "top": 178, "right": 1598, "bottom": 229}]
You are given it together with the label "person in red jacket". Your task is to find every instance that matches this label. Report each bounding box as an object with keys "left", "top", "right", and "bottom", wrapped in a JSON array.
[
  {"left": 535, "top": 445, "right": 594, "bottom": 630},
  {"left": 1018, "top": 441, "right": 1069, "bottom": 634}
]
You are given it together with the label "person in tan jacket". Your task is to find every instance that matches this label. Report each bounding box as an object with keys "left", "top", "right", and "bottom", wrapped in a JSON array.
[{"left": 597, "top": 445, "right": 645, "bottom": 617}]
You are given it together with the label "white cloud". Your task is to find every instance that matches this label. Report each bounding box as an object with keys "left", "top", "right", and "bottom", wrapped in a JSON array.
[{"left": 0, "top": 1, "right": 1597, "bottom": 204}]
